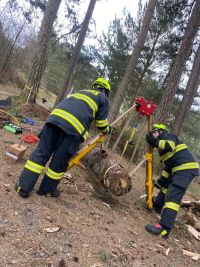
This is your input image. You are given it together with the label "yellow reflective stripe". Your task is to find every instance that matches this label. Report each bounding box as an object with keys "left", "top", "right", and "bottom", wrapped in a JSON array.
[
  {"left": 159, "top": 140, "right": 176, "bottom": 150},
  {"left": 83, "top": 132, "right": 89, "bottom": 140},
  {"left": 25, "top": 160, "right": 44, "bottom": 174},
  {"left": 70, "top": 93, "right": 98, "bottom": 116},
  {"left": 82, "top": 89, "right": 100, "bottom": 96},
  {"left": 164, "top": 202, "right": 180, "bottom": 211},
  {"left": 95, "top": 119, "right": 108, "bottom": 127},
  {"left": 51, "top": 109, "right": 88, "bottom": 140},
  {"left": 46, "top": 168, "right": 64, "bottom": 180},
  {"left": 160, "top": 230, "right": 168, "bottom": 236},
  {"left": 172, "top": 162, "right": 199, "bottom": 174},
  {"left": 162, "top": 170, "right": 169, "bottom": 179},
  {"left": 161, "top": 187, "right": 167, "bottom": 194},
  {"left": 161, "top": 144, "right": 188, "bottom": 162},
  {"left": 158, "top": 140, "right": 165, "bottom": 150},
  {"left": 175, "top": 144, "right": 187, "bottom": 152},
  {"left": 168, "top": 141, "right": 176, "bottom": 150}
]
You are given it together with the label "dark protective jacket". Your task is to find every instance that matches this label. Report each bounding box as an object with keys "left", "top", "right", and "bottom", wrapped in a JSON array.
[
  {"left": 157, "top": 132, "right": 199, "bottom": 179},
  {"left": 47, "top": 89, "right": 110, "bottom": 141}
]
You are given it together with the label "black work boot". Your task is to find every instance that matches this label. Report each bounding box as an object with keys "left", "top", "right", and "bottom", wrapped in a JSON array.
[
  {"left": 145, "top": 223, "right": 169, "bottom": 238},
  {"left": 15, "top": 183, "right": 29, "bottom": 198},
  {"left": 37, "top": 189, "right": 61, "bottom": 198}
]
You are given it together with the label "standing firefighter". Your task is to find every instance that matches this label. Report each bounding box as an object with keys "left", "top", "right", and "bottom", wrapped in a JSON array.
[
  {"left": 145, "top": 123, "right": 199, "bottom": 238},
  {"left": 15, "top": 78, "right": 113, "bottom": 198}
]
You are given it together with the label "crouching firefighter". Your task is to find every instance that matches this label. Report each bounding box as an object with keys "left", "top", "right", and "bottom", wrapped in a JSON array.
[
  {"left": 145, "top": 123, "right": 199, "bottom": 238},
  {"left": 15, "top": 77, "right": 113, "bottom": 198}
]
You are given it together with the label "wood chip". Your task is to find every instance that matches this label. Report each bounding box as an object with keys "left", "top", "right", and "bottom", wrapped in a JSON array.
[
  {"left": 165, "top": 248, "right": 170, "bottom": 256},
  {"left": 187, "top": 225, "right": 200, "bottom": 240},
  {"left": 102, "top": 202, "right": 111, "bottom": 209},
  {"left": 139, "top": 194, "right": 147, "bottom": 199},
  {"left": 182, "top": 249, "right": 200, "bottom": 261},
  {"left": 90, "top": 263, "right": 103, "bottom": 267},
  {"left": 45, "top": 227, "right": 60, "bottom": 233}
]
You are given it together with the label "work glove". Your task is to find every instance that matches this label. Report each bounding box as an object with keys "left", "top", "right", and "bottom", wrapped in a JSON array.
[
  {"left": 105, "top": 125, "right": 113, "bottom": 135},
  {"left": 146, "top": 132, "right": 158, "bottom": 147}
]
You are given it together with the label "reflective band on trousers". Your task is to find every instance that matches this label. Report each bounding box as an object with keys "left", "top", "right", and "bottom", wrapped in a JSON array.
[
  {"left": 164, "top": 202, "right": 180, "bottom": 212},
  {"left": 160, "top": 230, "right": 168, "bottom": 236},
  {"left": 161, "top": 144, "right": 188, "bottom": 163},
  {"left": 46, "top": 168, "right": 64, "bottom": 180},
  {"left": 68, "top": 93, "right": 98, "bottom": 117},
  {"left": 172, "top": 162, "right": 199, "bottom": 174},
  {"left": 95, "top": 119, "right": 108, "bottom": 128},
  {"left": 162, "top": 170, "right": 169, "bottom": 179},
  {"left": 51, "top": 109, "right": 89, "bottom": 140},
  {"left": 25, "top": 160, "right": 44, "bottom": 174}
]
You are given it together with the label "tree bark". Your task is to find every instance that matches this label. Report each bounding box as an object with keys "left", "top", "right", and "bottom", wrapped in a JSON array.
[
  {"left": 55, "top": 0, "right": 97, "bottom": 105},
  {"left": 22, "top": 0, "right": 61, "bottom": 103},
  {"left": 156, "top": 0, "right": 200, "bottom": 123},
  {"left": 172, "top": 44, "right": 200, "bottom": 135},
  {"left": 108, "top": 0, "right": 157, "bottom": 123}
]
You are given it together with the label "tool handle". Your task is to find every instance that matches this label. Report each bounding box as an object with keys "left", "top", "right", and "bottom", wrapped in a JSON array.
[{"left": 110, "top": 103, "right": 136, "bottom": 127}]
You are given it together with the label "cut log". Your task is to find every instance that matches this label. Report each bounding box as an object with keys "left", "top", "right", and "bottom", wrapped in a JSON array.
[
  {"left": 181, "top": 200, "right": 200, "bottom": 217},
  {"left": 187, "top": 225, "right": 200, "bottom": 240},
  {"left": 83, "top": 145, "right": 132, "bottom": 196},
  {"left": 181, "top": 212, "right": 197, "bottom": 227}
]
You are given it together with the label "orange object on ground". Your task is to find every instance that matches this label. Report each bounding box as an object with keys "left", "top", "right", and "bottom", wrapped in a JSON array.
[{"left": 21, "top": 135, "right": 39, "bottom": 143}]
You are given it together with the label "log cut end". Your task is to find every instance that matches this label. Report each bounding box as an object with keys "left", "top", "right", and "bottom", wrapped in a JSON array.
[{"left": 83, "top": 146, "right": 132, "bottom": 196}]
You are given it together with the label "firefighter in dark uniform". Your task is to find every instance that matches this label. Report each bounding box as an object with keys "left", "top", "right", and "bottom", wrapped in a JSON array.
[
  {"left": 15, "top": 77, "right": 113, "bottom": 198},
  {"left": 145, "top": 123, "right": 199, "bottom": 238}
]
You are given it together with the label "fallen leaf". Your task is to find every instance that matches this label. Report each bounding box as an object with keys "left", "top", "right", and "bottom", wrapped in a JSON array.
[{"left": 45, "top": 227, "right": 60, "bottom": 233}]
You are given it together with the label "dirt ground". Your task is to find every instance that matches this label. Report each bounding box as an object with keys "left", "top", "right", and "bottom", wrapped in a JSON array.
[{"left": 0, "top": 104, "right": 200, "bottom": 267}]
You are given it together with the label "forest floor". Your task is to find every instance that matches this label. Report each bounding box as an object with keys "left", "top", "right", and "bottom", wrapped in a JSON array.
[{"left": 0, "top": 89, "right": 199, "bottom": 267}]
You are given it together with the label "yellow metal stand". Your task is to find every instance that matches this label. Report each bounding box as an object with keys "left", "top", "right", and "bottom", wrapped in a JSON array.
[
  {"left": 145, "top": 115, "right": 153, "bottom": 209},
  {"left": 67, "top": 134, "right": 105, "bottom": 169},
  {"left": 121, "top": 127, "right": 137, "bottom": 158}
]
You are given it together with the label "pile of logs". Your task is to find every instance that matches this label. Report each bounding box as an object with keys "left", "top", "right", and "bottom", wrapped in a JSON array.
[{"left": 181, "top": 200, "right": 200, "bottom": 240}]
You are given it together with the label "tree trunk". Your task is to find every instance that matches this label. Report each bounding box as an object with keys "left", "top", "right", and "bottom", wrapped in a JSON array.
[
  {"left": 130, "top": 121, "right": 146, "bottom": 163},
  {"left": 55, "top": 0, "right": 97, "bottom": 105},
  {"left": 112, "top": 114, "right": 132, "bottom": 151},
  {"left": 172, "top": 44, "right": 200, "bottom": 135},
  {"left": 0, "top": 23, "right": 25, "bottom": 78},
  {"left": 83, "top": 146, "right": 132, "bottom": 196},
  {"left": 21, "top": 0, "right": 61, "bottom": 103},
  {"left": 156, "top": 0, "right": 200, "bottom": 123},
  {"left": 108, "top": 0, "right": 157, "bottom": 123}
]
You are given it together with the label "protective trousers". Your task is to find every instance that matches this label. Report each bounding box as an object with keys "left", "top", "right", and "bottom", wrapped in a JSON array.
[
  {"left": 155, "top": 170, "right": 195, "bottom": 230},
  {"left": 18, "top": 123, "right": 81, "bottom": 194}
]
